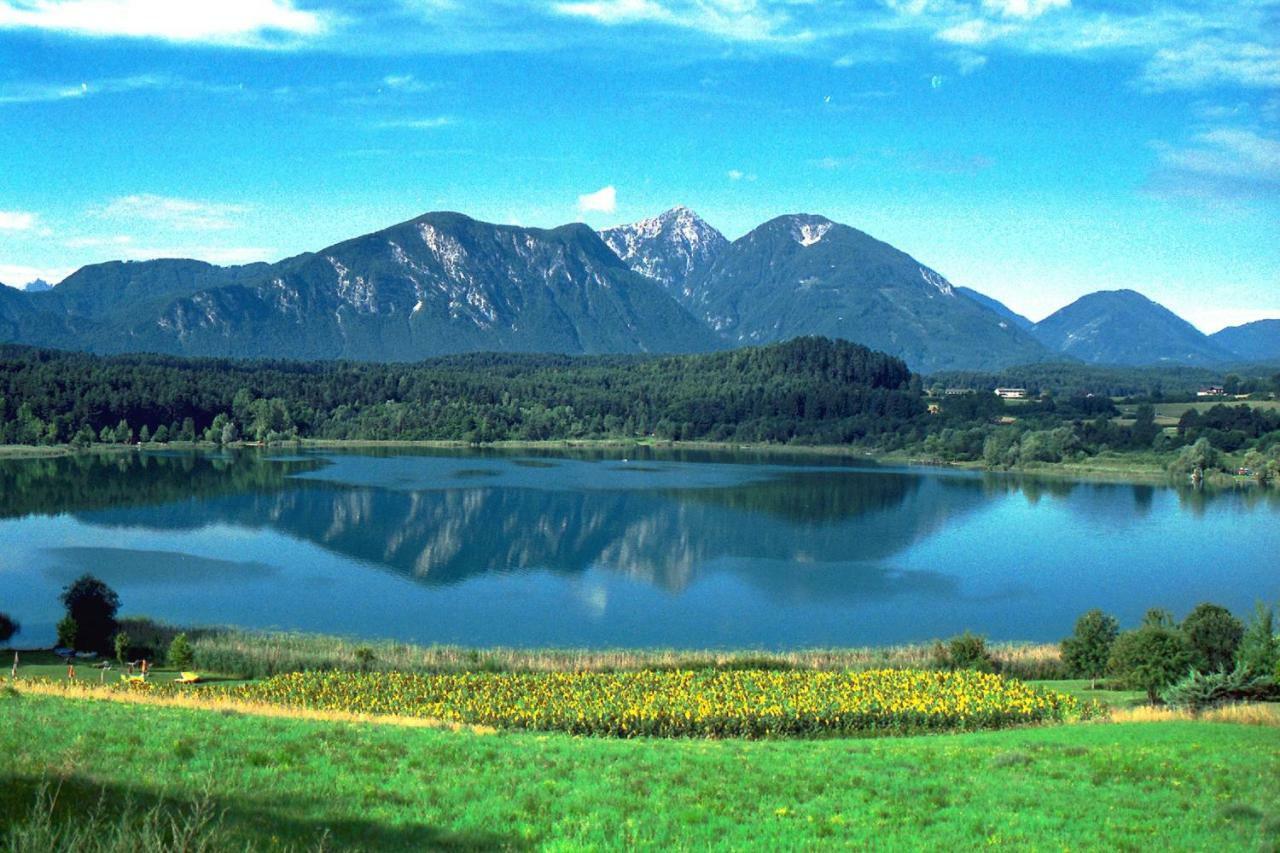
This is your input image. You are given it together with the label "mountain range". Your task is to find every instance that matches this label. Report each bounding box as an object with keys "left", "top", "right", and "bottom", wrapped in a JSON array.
[{"left": 2, "top": 207, "right": 1276, "bottom": 371}]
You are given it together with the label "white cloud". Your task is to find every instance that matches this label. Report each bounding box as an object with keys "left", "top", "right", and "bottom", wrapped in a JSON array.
[
  {"left": 1148, "top": 127, "right": 1280, "bottom": 206},
  {"left": 63, "top": 234, "right": 134, "bottom": 248},
  {"left": 0, "top": 263, "right": 74, "bottom": 287},
  {"left": 981, "top": 0, "right": 1068, "bottom": 20},
  {"left": 376, "top": 116, "right": 455, "bottom": 129},
  {"left": 1157, "top": 128, "right": 1280, "bottom": 184},
  {"left": 552, "top": 0, "right": 808, "bottom": 44},
  {"left": 380, "top": 73, "right": 436, "bottom": 93},
  {"left": 0, "top": 75, "right": 247, "bottom": 105},
  {"left": 121, "top": 245, "right": 275, "bottom": 265},
  {"left": 92, "top": 194, "right": 248, "bottom": 231},
  {"left": 936, "top": 18, "right": 1015, "bottom": 46},
  {"left": 727, "top": 169, "right": 757, "bottom": 181},
  {"left": 1141, "top": 40, "right": 1280, "bottom": 92},
  {"left": 949, "top": 49, "right": 987, "bottom": 74},
  {"left": 0, "top": 0, "right": 325, "bottom": 48},
  {"left": 577, "top": 185, "right": 617, "bottom": 214},
  {"left": 0, "top": 210, "right": 37, "bottom": 231}
]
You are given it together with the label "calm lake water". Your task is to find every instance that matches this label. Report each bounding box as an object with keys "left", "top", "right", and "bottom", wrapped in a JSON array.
[{"left": 2, "top": 448, "right": 1277, "bottom": 649}]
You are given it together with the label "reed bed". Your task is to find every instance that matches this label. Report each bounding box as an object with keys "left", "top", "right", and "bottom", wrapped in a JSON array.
[{"left": 189, "top": 629, "right": 1066, "bottom": 680}]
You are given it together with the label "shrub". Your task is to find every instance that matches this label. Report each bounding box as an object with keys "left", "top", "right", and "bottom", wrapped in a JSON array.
[
  {"left": 168, "top": 633, "right": 194, "bottom": 669},
  {"left": 1061, "top": 609, "right": 1120, "bottom": 687},
  {"left": 114, "top": 632, "right": 131, "bottom": 665},
  {"left": 354, "top": 646, "right": 376, "bottom": 672},
  {"left": 1108, "top": 622, "right": 1193, "bottom": 704},
  {"left": 1162, "top": 667, "right": 1277, "bottom": 712},
  {"left": 935, "top": 632, "right": 996, "bottom": 673},
  {"left": 1169, "top": 437, "right": 1221, "bottom": 478},
  {"left": 58, "top": 574, "right": 120, "bottom": 653},
  {"left": 55, "top": 617, "right": 78, "bottom": 650},
  {"left": 0, "top": 612, "right": 18, "bottom": 645},
  {"left": 1181, "top": 603, "right": 1244, "bottom": 672},
  {"left": 1236, "top": 602, "right": 1279, "bottom": 677}
]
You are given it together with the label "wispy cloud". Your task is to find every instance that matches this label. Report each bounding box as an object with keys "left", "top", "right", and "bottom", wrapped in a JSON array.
[
  {"left": 0, "top": 74, "right": 245, "bottom": 105},
  {"left": 119, "top": 245, "right": 275, "bottom": 264},
  {"left": 0, "top": 0, "right": 325, "bottom": 48},
  {"left": 578, "top": 185, "right": 617, "bottom": 214},
  {"left": 1148, "top": 127, "right": 1280, "bottom": 206},
  {"left": 0, "top": 210, "right": 38, "bottom": 230},
  {"left": 380, "top": 73, "right": 436, "bottom": 93},
  {"left": 552, "top": 0, "right": 809, "bottom": 44},
  {"left": 63, "top": 234, "right": 134, "bottom": 248},
  {"left": 1141, "top": 40, "right": 1280, "bottom": 92},
  {"left": 727, "top": 169, "right": 757, "bottom": 182},
  {"left": 0, "top": 263, "right": 75, "bottom": 287},
  {"left": 375, "top": 116, "right": 456, "bottom": 129},
  {"left": 91, "top": 194, "right": 248, "bottom": 231},
  {"left": 981, "top": 0, "right": 1068, "bottom": 20}
]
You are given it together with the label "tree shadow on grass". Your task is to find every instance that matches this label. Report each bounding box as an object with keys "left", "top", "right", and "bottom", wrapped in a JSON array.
[{"left": 0, "top": 773, "right": 526, "bottom": 851}]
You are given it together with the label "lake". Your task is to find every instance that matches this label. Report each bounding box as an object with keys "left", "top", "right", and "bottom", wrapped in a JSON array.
[{"left": 2, "top": 447, "right": 1277, "bottom": 649}]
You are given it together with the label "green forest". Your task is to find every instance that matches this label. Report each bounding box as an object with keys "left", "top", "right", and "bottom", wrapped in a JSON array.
[
  {"left": 0, "top": 338, "right": 920, "bottom": 446},
  {"left": 2, "top": 338, "right": 1279, "bottom": 480}
]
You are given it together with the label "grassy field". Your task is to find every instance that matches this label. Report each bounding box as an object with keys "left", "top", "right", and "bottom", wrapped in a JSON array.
[
  {"left": 1115, "top": 399, "right": 1280, "bottom": 427},
  {"left": 2, "top": 689, "right": 1278, "bottom": 851}
]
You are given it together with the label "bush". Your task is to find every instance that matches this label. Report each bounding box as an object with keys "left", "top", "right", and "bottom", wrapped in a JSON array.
[
  {"left": 1061, "top": 609, "right": 1119, "bottom": 687},
  {"left": 354, "top": 646, "right": 376, "bottom": 672},
  {"left": 1181, "top": 603, "right": 1244, "bottom": 672},
  {"left": 114, "top": 632, "right": 131, "bottom": 665},
  {"left": 1162, "top": 667, "right": 1277, "bottom": 711},
  {"left": 167, "top": 633, "right": 194, "bottom": 669},
  {"left": 1235, "top": 602, "right": 1279, "bottom": 677},
  {"left": 58, "top": 574, "right": 120, "bottom": 653},
  {"left": 0, "top": 612, "right": 18, "bottom": 645},
  {"left": 55, "top": 617, "right": 78, "bottom": 650},
  {"left": 935, "top": 632, "right": 996, "bottom": 673},
  {"left": 1169, "top": 437, "right": 1221, "bottom": 478},
  {"left": 1108, "top": 622, "right": 1193, "bottom": 704}
]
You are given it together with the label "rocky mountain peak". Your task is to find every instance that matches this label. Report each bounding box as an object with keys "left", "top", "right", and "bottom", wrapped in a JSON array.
[{"left": 598, "top": 207, "right": 729, "bottom": 297}]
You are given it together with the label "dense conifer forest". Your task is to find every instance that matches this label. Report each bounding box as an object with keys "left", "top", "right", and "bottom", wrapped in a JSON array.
[{"left": 0, "top": 338, "right": 922, "bottom": 446}]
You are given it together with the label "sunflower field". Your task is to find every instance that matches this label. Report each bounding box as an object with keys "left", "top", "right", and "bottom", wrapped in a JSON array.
[{"left": 226, "top": 669, "right": 1090, "bottom": 737}]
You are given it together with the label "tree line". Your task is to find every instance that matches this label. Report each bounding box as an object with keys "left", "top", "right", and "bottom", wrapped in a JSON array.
[{"left": 0, "top": 338, "right": 922, "bottom": 447}]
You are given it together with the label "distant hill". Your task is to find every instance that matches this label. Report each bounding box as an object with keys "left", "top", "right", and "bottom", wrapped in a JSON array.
[
  {"left": 955, "top": 286, "right": 1033, "bottom": 330},
  {"left": 22, "top": 279, "right": 54, "bottom": 292},
  {"left": 677, "top": 214, "right": 1049, "bottom": 372},
  {"left": 0, "top": 213, "right": 717, "bottom": 359},
  {"left": 1030, "top": 289, "right": 1235, "bottom": 366},
  {"left": 1211, "top": 319, "right": 1280, "bottom": 363},
  {"left": 0, "top": 206, "right": 1265, "bottom": 371}
]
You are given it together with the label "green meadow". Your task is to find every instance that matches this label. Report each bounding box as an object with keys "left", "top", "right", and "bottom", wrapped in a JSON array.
[{"left": 1, "top": 688, "right": 1278, "bottom": 851}]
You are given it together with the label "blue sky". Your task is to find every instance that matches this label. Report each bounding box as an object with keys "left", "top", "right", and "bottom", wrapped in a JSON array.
[{"left": 0, "top": 0, "right": 1277, "bottom": 331}]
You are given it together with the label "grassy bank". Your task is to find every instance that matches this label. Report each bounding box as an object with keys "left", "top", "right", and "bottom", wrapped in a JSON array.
[{"left": 2, "top": 690, "right": 1277, "bottom": 850}]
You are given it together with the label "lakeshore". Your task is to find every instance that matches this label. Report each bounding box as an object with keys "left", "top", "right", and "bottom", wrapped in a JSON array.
[{"left": 0, "top": 437, "right": 1184, "bottom": 487}]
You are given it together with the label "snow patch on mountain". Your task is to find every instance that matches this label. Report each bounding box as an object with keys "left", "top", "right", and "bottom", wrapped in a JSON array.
[
  {"left": 793, "top": 222, "right": 831, "bottom": 247},
  {"left": 919, "top": 267, "right": 954, "bottom": 295}
]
